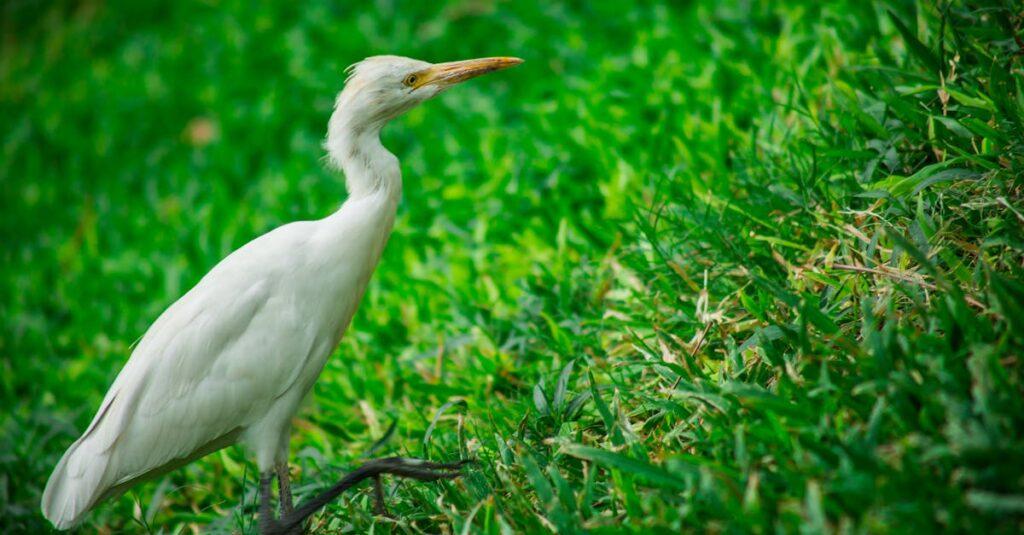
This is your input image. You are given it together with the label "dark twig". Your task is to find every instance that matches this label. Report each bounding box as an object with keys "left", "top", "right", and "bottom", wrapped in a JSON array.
[
  {"left": 260, "top": 457, "right": 471, "bottom": 535},
  {"left": 830, "top": 263, "right": 987, "bottom": 311}
]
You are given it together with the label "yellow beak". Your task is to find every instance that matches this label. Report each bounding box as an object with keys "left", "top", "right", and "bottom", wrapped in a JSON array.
[{"left": 412, "top": 57, "right": 523, "bottom": 89}]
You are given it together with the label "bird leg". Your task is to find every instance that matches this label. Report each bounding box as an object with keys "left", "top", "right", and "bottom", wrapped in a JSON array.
[
  {"left": 259, "top": 457, "right": 469, "bottom": 535},
  {"left": 275, "top": 463, "right": 294, "bottom": 517},
  {"left": 259, "top": 472, "right": 279, "bottom": 534},
  {"left": 372, "top": 476, "right": 391, "bottom": 517}
]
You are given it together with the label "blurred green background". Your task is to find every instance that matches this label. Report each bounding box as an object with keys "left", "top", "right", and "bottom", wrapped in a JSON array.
[{"left": 3, "top": 0, "right": 1024, "bottom": 533}]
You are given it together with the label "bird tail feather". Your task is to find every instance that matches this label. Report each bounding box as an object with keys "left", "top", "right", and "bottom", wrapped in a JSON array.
[
  {"left": 41, "top": 389, "right": 128, "bottom": 530},
  {"left": 41, "top": 435, "right": 113, "bottom": 530}
]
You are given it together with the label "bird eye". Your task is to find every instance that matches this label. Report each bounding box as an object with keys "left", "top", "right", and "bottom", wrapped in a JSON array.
[{"left": 403, "top": 74, "right": 419, "bottom": 87}]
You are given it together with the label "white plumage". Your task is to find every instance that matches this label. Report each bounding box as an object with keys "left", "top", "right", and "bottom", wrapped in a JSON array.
[{"left": 42, "top": 55, "right": 522, "bottom": 530}]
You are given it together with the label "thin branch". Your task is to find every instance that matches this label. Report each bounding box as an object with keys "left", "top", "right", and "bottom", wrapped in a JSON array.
[{"left": 830, "top": 263, "right": 987, "bottom": 311}]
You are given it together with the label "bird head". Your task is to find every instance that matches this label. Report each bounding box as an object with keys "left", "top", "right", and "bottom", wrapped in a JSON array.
[{"left": 333, "top": 55, "right": 523, "bottom": 130}]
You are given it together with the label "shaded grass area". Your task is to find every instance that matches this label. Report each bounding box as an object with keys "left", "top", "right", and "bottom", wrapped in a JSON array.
[{"left": 2, "top": 0, "right": 1023, "bottom": 532}]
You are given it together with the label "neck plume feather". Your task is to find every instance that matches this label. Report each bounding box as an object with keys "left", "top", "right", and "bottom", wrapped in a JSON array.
[{"left": 324, "top": 90, "right": 402, "bottom": 200}]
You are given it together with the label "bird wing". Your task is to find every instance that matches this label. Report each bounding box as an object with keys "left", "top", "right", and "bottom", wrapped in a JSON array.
[{"left": 42, "top": 224, "right": 319, "bottom": 529}]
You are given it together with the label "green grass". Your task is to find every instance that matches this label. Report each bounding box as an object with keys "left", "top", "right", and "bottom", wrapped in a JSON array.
[{"left": 3, "top": 0, "right": 1024, "bottom": 532}]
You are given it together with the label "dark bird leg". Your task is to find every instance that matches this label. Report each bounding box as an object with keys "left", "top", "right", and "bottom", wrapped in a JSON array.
[
  {"left": 259, "top": 472, "right": 277, "bottom": 534},
  {"left": 259, "top": 457, "right": 469, "bottom": 535},
  {"left": 276, "top": 463, "right": 294, "bottom": 517}
]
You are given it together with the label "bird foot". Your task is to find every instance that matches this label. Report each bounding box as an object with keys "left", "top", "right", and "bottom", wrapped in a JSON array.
[{"left": 260, "top": 457, "right": 471, "bottom": 535}]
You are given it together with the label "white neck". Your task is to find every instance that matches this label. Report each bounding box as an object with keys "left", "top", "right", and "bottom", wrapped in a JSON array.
[{"left": 324, "top": 95, "right": 402, "bottom": 201}]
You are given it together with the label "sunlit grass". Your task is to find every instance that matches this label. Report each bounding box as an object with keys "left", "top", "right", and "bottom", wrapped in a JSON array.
[{"left": 2, "top": 1, "right": 1023, "bottom": 533}]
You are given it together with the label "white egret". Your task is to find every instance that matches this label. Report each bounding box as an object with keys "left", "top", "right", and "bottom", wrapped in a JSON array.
[{"left": 41, "top": 55, "right": 523, "bottom": 533}]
